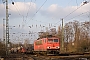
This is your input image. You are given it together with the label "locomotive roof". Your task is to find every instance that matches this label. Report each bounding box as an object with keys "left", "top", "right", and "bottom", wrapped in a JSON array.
[{"left": 37, "top": 36, "right": 59, "bottom": 40}]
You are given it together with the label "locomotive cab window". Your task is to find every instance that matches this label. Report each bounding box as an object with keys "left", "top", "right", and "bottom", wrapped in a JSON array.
[
  {"left": 54, "top": 39, "right": 58, "bottom": 42},
  {"left": 48, "top": 39, "right": 53, "bottom": 43}
]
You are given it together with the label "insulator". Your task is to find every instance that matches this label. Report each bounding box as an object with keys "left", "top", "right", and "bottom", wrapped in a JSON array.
[{"left": 12, "top": 2, "right": 14, "bottom": 5}]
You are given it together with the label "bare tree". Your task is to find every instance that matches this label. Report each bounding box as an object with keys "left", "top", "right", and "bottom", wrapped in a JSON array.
[
  {"left": 73, "top": 21, "right": 80, "bottom": 51},
  {"left": 56, "top": 26, "right": 62, "bottom": 38},
  {"left": 64, "top": 22, "right": 75, "bottom": 52}
]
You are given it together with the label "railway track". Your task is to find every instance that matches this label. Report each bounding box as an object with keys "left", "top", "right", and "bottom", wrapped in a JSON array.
[
  {"left": 3, "top": 53, "right": 90, "bottom": 60},
  {"left": 3, "top": 54, "right": 35, "bottom": 60}
]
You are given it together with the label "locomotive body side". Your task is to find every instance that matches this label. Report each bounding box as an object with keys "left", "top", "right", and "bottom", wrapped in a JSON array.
[{"left": 34, "top": 38, "right": 47, "bottom": 51}]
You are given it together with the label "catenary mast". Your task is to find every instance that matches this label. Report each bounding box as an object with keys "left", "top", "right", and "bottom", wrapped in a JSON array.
[{"left": 6, "top": 0, "right": 9, "bottom": 55}]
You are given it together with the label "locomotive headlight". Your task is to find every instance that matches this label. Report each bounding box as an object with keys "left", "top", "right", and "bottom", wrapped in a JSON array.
[
  {"left": 56, "top": 46, "right": 59, "bottom": 48},
  {"left": 47, "top": 47, "right": 50, "bottom": 49}
]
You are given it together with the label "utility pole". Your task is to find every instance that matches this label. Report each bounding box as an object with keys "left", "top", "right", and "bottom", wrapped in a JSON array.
[
  {"left": 88, "top": 12, "right": 90, "bottom": 22},
  {"left": 3, "top": 18, "right": 5, "bottom": 49},
  {"left": 61, "top": 18, "right": 64, "bottom": 53},
  {"left": 6, "top": 0, "right": 9, "bottom": 55}
]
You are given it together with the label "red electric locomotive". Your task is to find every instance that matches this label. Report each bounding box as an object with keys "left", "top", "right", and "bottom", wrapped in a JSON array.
[{"left": 34, "top": 36, "right": 60, "bottom": 54}]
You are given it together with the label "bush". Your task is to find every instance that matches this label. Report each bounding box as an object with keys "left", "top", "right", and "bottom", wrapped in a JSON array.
[{"left": 77, "top": 40, "right": 90, "bottom": 52}]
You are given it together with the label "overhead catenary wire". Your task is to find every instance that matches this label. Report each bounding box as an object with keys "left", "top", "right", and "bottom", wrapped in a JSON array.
[
  {"left": 63, "top": 3, "right": 86, "bottom": 19},
  {"left": 46, "top": 0, "right": 90, "bottom": 30},
  {"left": 14, "top": 0, "right": 47, "bottom": 29},
  {"left": 11, "top": 0, "right": 29, "bottom": 28},
  {"left": 37, "top": 0, "right": 79, "bottom": 30},
  {"left": 22, "top": 0, "right": 27, "bottom": 25},
  {"left": 11, "top": 0, "right": 83, "bottom": 29},
  {"left": 26, "top": 0, "right": 47, "bottom": 24},
  {"left": 25, "top": 0, "right": 37, "bottom": 21},
  {"left": 76, "top": 0, "right": 78, "bottom": 8},
  {"left": 23, "top": 0, "right": 26, "bottom": 22},
  {"left": 25, "top": 0, "right": 32, "bottom": 21},
  {"left": 68, "top": 10, "right": 90, "bottom": 20},
  {"left": 47, "top": 0, "right": 74, "bottom": 28},
  {"left": 52, "top": 0, "right": 89, "bottom": 27},
  {"left": 9, "top": 0, "right": 89, "bottom": 30},
  {"left": 37, "top": 0, "right": 89, "bottom": 29},
  {"left": 15, "top": 0, "right": 51, "bottom": 29},
  {"left": 63, "top": 0, "right": 89, "bottom": 19},
  {"left": 11, "top": 0, "right": 24, "bottom": 17}
]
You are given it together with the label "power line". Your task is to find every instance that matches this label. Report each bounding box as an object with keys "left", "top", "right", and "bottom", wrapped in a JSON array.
[
  {"left": 64, "top": 4, "right": 84, "bottom": 19},
  {"left": 25, "top": 0, "right": 32, "bottom": 21},
  {"left": 64, "top": 0, "right": 89, "bottom": 19},
  {"left": 68, "top": 10, "right": 90, "bottom": 20},
  {"left": 26, "top": 0, "right": 47, "bottom": 24},
  {"left": 49, "top": 0, "right": 80, "bottom": 28},
  {"left": 67, "top": 0, "right": 73, "bottom": 6},
  {"left": 76, "top": 0, "right": 78, "bottom": 8},
  {"left": 24, "top": 0, "right": 26, "bottom": 17},
  {"left": 47, "top": 0, "right": 90, "bottom": 30},
  {"left": 25, "top": 0, "right": 37, "bottom": 20},
  {"left": 10, "top": 0, "right": 40, "bottom": 28},
  {"left": 9, "top": 0, "right": 76, "bottom": 30},
  {"left": 11, "top": 0, "right": 27, "bottom": 29},
  {"left": 11, "top": 0, "right": 24, "bottom": 17},
  {"left": 52, "top": 0, "right": 89, "bottom": 26},
  {"left": 52, "top": 0, "right": 89, "bottom": 28}
]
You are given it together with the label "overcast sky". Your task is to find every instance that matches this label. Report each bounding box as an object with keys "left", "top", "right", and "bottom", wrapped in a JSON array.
[{"left": 0, "top": 0, "right": 90, "bottom": 44}]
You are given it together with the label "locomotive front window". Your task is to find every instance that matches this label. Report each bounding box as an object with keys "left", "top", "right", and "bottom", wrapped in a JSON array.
[
  {"left": 54, "top": 39, "right": 58, "bottom": 42},
  {"left": 48, "top": 39, "right": 53, "bottom": 43}
]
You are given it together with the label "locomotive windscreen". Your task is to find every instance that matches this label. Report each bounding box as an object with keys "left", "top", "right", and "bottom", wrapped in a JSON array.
[
  {"left": 48, "top": 39, "right": 59, "bottom": 43},
  {"left": 48, "top": 39, "right": 53, "bottom": 43},
  {"left": 54, "top": 39, "right": 58, "bottom": 42}
]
